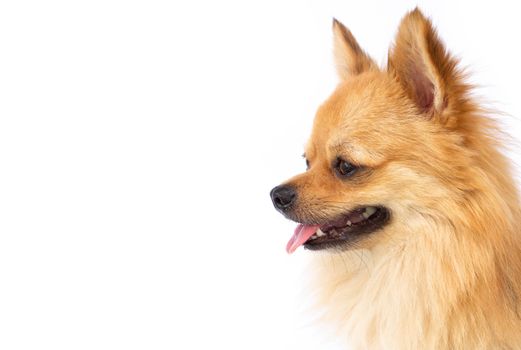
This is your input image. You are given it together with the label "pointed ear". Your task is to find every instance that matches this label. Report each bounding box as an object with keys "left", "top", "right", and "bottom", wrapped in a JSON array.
[
  {"left": 333, "top": 18, "right": 377, "bottom": 80},
  {"left": 388, "top": 9, "right": 457, "bottom": 117}
]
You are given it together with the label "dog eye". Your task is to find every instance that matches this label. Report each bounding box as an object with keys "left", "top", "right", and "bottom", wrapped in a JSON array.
[{"left": 334, "top": 158, "right": 357, "bottom": 178}]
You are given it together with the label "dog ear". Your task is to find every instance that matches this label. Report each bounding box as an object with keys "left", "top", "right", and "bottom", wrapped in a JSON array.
[
  {"left": 333, "top": 18, "right": 377, "bottom": 80},
  {"left": 388, "top": 8, "right": 459, "bottom": 119}
]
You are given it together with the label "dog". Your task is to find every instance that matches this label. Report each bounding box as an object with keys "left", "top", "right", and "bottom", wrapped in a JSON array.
[{"left": 270, "top": 8, "right": 521, "bottom": 349}]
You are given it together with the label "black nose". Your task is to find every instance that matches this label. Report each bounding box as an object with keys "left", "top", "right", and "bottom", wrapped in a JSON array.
[{"left": 270, "top": 185, "right": 297, "bottom": 211}]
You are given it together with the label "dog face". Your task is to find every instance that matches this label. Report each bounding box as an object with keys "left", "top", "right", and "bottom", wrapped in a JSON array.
[{"left": 271, "top": 10, "right": 474, "bottom": 254}]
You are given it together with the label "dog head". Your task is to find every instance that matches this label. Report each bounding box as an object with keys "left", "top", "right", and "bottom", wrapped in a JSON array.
[{"left": 271, "top": 9, "right": 480, "bottom": 254}]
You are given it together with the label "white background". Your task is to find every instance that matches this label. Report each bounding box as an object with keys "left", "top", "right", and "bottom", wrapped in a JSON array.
[{"left": 1, "top": 1, "right": 520, "bottom": 349}]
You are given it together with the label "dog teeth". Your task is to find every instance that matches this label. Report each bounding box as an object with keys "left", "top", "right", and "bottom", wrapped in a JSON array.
[
  {"left": 346, "top": 220, "right": 352, "bottom": 226},
  {"left": 309, "top": 229, "right": 325, "bottom": 241},
  {"left": 363, "top": 207, "right": 377, "bottom": 219}
]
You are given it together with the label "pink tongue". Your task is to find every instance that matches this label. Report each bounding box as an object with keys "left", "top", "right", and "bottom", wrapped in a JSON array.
[{"left": 286, "top": 224, "right": 320, "bottom": 254}]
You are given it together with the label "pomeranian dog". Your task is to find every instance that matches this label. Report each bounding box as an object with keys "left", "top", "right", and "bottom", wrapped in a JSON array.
[{"left": 270, "top": 8, "right": 521, "bottom": 350}]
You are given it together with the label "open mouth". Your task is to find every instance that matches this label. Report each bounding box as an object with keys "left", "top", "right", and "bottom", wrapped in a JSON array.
[{"left": 286, "top": 206, "right": 390, "bottom": 254}]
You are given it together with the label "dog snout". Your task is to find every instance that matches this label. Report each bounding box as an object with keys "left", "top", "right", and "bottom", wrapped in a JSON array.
[{"left": 270, "top": 185, "right": 297, "bottom": 211}]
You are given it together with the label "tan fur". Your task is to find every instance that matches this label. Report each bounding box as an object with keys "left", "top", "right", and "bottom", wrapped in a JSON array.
[{"left": 281, "top": 9, "right": 521, "bottom": 349}]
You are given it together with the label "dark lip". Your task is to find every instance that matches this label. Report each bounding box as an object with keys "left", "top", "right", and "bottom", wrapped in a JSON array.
[{"left": 303, "top": 206, "right": 391, "bottom": 251}]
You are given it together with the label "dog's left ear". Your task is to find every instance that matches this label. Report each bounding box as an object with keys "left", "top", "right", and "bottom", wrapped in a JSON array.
[
  {"left": 388, "top": 8, "right": 460, "bottom": 122},
  {"left": 333, "top": 19, "right": 378, "bottom": 80}
]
